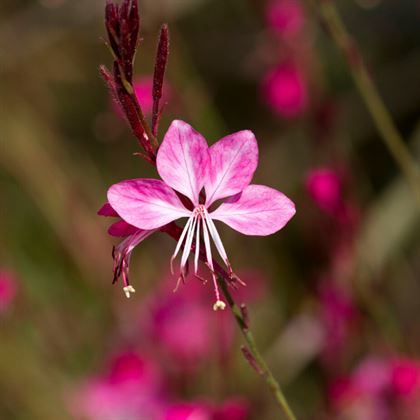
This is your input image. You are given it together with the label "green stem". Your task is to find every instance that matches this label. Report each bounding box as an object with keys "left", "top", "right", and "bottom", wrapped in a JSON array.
[
  {"left": 309, "top": 0, "right": 420, "bottom": 207},
  {"left": 218, "top": 279, "right": 297, "bottom": 420}
]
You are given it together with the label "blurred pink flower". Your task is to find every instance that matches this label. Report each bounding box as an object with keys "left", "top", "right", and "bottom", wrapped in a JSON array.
[
  {"left": 165, "top": 402, "right": 211, "bottom": 420},
  {"left": 0, "top": 270, "right": 18, "bottom": 313},
  {"left": 72, "top": 351, "right": 166, "bottom": 420},
  {"left": 318, "top": 281, "right": 358, "bottom": 364},
  {"left": 329, "top": 356, "right": 420, "bottom": 419},
  {"left": 265, "top": 0, "right": 306, "bottom": 38},
  {"left": 111, "top": 75, "right": 171, "bottom": 118},
  {"left": 391, "top": 358, "right": 420, "bottom": 397},
  {"left": 165, "top": 397, "right": 249, "bottom": 420},
  {"left": 305, "top": 168, "right": 343, "bottom": 216},
  {"left": 214, "top": 398, "right": 249, "bottom": 420},
  {"left": 138, "top": 270, "right": 266, "bottom": 369},
  {"left": 353, "top": 357, "right": 391, "bottom": 396},
  {"left": 262, "top": 62, "right": 308, "bottom": 118},
  {"left": 101, "top": 120, "right": 295, "bottom": 306},
  {"left": 143, "top": 276, "right": 235, "bottom": 368}
]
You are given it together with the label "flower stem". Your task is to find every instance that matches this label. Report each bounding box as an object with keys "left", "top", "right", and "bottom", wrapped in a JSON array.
[
  {"left": 218, "top": 278, "right": 297, "bottom": 420},
  {"left": 162, "top": 223, "right": 297, "bottom": 419},
  {"left": 308, "top": 0, "right": 420, "bottom": 207}
]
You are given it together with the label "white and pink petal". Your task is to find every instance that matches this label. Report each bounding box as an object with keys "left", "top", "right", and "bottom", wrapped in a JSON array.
[
  {"left": 205, "top": 130, "right": 258, "bottom": 206},
  {"left": 107, "top": 178, "right": 191, "bottom": 230},
  {"left": 156, "top": 120, "right": 209, "bottom": 205},
  {"left": 210, "top": 184, "right": 296, "bottom": 236}
]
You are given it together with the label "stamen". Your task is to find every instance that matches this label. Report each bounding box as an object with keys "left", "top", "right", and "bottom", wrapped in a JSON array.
[
  {"left": 194, "top": 218, "right": 201, "bottom": 274},
  {"left": 123, "top": 285, "right": 136, "bottom": 298},
  {"left": 204, "top": 210, "right": 229, "bottom": 266},
  {"left": 213, "top": 300, "right": 226, "bottom": 311},
  {"left": 202, "top": 217, "right": 225, "bottom": 309},
  {"left": 180, "top": 216, "right": 197, "bottom": 270},
  {"left": 170, "top": 214, "right": 194, "bottom": 274}
]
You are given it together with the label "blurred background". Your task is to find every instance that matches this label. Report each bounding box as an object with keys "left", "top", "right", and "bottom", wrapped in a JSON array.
[{"left": 1, "top": 0, "right": 420, "bottom": 418}]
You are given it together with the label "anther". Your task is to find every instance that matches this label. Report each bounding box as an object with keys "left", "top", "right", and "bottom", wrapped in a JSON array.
[
  {"left": 123, "top": 285, "right": 136, "bottom": 298},
  {"left": 213, "top": 300, "right": 226, "bottom": 311}
]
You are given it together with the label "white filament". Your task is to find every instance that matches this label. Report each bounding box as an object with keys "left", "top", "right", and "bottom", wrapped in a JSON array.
[
  {"left": 194, "top": 218, "right": 201, "bottom": 274},
  {"left": 204, "top": 210, "right": 228, "bottom": 266},
  {"left": 180, "top": 216, "right": 197, "bottom": 269},
  {"left": 170, "top": 214, "right": 194, "bottom": 273}
]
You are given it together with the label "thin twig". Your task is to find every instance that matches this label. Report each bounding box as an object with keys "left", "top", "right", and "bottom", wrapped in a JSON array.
[
  {"left": 308, "top": 0, "right": 420, "bottom": 207},
  {"left": 218, "top": 279, "right": 298, "bottom": 420}
]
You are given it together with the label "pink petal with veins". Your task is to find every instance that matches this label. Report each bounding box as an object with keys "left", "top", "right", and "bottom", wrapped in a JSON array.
[
  {"left": 205, "top": 130, "right": 258, "bottom": 206},
  {"left": 108, "top": 220, "right": 140, "bottom": 237},
  {"left": 156, "top": 120, "right": 209, "bottom": 205},
  {"left": 108, "top": 179, "right": 190, "bottom": 230},
  {"left": 211, "top": 184, "right": 295, "bottom": 236}
]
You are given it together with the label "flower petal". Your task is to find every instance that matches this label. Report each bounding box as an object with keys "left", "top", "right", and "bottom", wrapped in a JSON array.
[
  {"left": 97, "top": 202, "right": 119, "bottom": 217},
  {"left": 156, "top": 120, "right": 209, "bottom": 205},
  {"left": 108, "top": 179, "right": 190, "bottom": 230},
  {"left": 205, "top": 130, "right": 258, "bottom": 206},
  {"left": 210, "top": 184, "right": 296, "bottom": 236},
  {"left": 108, "top": 220, "right": 139, "bottom": 237}
]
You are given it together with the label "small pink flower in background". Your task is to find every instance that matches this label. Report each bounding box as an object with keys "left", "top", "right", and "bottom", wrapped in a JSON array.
[
  {"left": 353, "top": 357, "right": 391, "bottom": 396},
  {"left": 0, "top": 270, "right": 18, "bottom": 313},
  {"left": 261, "top": 62, "right": 308, "bottom": 118},
  {"left": 141, "top": 275, "right": 235, "bottom": 368},
  {"left": 318, "top": 281, "right": 357, "bottom": 361},
  {"left": 305, "top": 168, "right": 344, "bottom": 216},
  {"left": 214, "top": 398, "right": 249, "bottom": 420},
  {"left": 101, "top": 120, "right": 295, "bottom": 308},
  {"left": 165, "top": 401, "right": 211, "bottom": 420},
  {"left": 165, "top": 398, "right": 249, "bottom": 420},
  {"left": 265, "top": 0, "right": 306, "bottom": 38},
  {"left": 391, "top": 358, "right": 420, "bottom": 397},
  {"left": 328, "top": 355, "right": 420, "bottom": 419},
  {"left": 111, "top": 75, "right": 171, "bottom": 118},
  {"left": 71, "top": 351, "right": 166, "bottom": 420}
]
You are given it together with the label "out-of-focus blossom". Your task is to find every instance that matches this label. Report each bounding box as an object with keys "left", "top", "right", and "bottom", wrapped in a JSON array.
[
  {"left": 0, "top": 270, "right": 18, "bottom": 313},
  {"left": 305, "top": 168, "right": 343, "bottom": 216},
  {"left": 265, "top": 0, "right": 306, "bottom": 38},
  {"left": 328, "top": 355, "right": 420, "bottom": 419},
  {"left": 214, "top": 397, "right": 249, "bottom": 420},
  {"left": 102, "top": 120, "right": 295, "bottom": 306},
  {"left": 391, "top": 358, "right": 420, "bottom": 397},
  {"left": 71, "top": 351, "right": 166, "bottom": 420},
  {"left": 141, "top": 271, "right": 267, "bottom": 369},
  {"left": 353, "top": 357, "right": 391, "bottom": 396},
  {"left": 165, "top": 397, "right": 249, "bottom": 420},
  {"left": 111, "top": 75, "right": 171, "bottom": 118},
  {"left": 142, "top": 275, "right": 235, "bottom": 368},
  {"left": 318, "top": 280, "right": 358, "bottom": 367},
  {"left": 165, "top": 401, "right": 211, "bottom": 420},
  {"left": 261, "top": 62, "right": 308, "bottom": 118}
]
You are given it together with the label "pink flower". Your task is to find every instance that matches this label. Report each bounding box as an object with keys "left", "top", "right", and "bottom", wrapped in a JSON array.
[
  {"left": 305, "top": 168, "right": 343, "bottom": 215},
  {"left": 165, "top": 402, "right": 211, "bottom": 420},
  {"left": 143, "top": 275, "right": 235, "bottom": 367},
  {"left": 101, "top": 120, "right": 295, "bottom": 308},
  {"left": 262, "top": 62, "right": 308, "bottom": 118},
  {"left": 71, "top": 352, "right": 165, "bottom": 420},
  {"left": 391, "top": 358, "right": 420, "bottom": 397},
  {"left": 111, "top": 76, "right": 171, "bottom": 118},
  {"left": 265, "top": 0, "right": 306, "bottom": 38},
  {"left": 0, "top": 270, "right": 17, "bottom": 313},
  {"left": 165, "top": 398, "right": 249, "bottom": 420},
  {"left": 318, "top": 281, "right": 358, "bottom": 364},
  {"left": 353, "top": 357, "right": 391, "bottom": 396}
]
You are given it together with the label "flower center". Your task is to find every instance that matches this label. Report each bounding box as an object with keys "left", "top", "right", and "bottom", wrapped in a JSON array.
[{"left": 170, "top": 205, "right": 232, "bottom": 310}]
